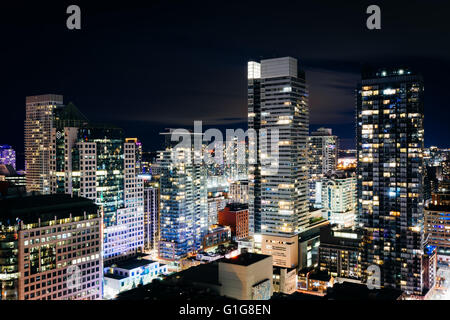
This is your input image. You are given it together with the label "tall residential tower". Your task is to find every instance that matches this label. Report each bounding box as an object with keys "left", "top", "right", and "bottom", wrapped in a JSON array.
[
  {"left": 157, "top": 131, "right": 208, "bottom": 261},
  {"left": 248, "top": 57, "right": 309, "bottom": 237},
  {"left": 25, "top": 94, "right": 64, "bottom": 194},
  {"left": 357, "top": 68, "right": 425, "bottom": 294},
  {"left": 308, "top": 128, "right": 338, "bottom": 206}
]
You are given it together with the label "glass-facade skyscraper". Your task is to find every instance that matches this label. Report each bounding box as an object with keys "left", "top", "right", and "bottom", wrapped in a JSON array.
[
  {"left": 357, "top": 68, "right": 425, "bottom": 294},
  {"left": 49, "top": 103, "right": 144, "bottom": 264}
]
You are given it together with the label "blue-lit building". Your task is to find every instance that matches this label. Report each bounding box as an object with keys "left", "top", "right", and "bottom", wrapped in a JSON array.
[
  {"left": 0, "top": 145, "right": 16, "bottom": 170},
  {"left": 103, "top": 257, "right": 168, "bottom": 299},
  {"left": 158, "top": 130, "right": 208, "bottom": 262},
  {"left": 425, "top": 187, "right": 450, "bottom": 260}
]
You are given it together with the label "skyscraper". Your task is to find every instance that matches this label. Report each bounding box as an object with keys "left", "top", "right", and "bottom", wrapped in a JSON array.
[
  {"left": 158, "top": 131, "right": 208, "bottom": 261},
  {"left": 357, "top": 68, "right": 425, "bottom": 294},
  {"left": 308, "top": 128, "right": 338, "bottom": 206},
  {"left": 25, "top": 94, "right": 64, "bottom": 194},
  {"left": 125, "top": 138, "right": 143, "bottom": 174},
  {"left": 248, "top": 61, "right": 262, "bottom": 235},
  {"left": 248, "top": 57, "right": 309, "bottom": 236},
  {"left": 49, "top": 104, "right": 144, "bottom": 264},
  {"left": 142, "top": 177, "right": 160, "bottom": 254}
]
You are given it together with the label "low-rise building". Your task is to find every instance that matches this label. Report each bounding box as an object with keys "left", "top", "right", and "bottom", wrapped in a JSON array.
[
  {"left": 202, "top": 225, "right": 231, "bottom": 250},
  {"left": 218, "top": 203, "right": 249, "bottom": 240},
  {"left": 318, "top": 224, "right": 364, "bottom": 283},
  {"left": 116, "top": 252, "right": 273, "bottom": 300},
  {"left": 103, "top": 257, "right": 168, "bottom": 299},
  {"left": 218, "top": 252, "right": 273, "bottom": 300},
  {"left": 273, "top": 266, "right": 297, "bottom": 294},
  {"left": 298, "top": 219, "right": 329, "bottom": 269},
  {"left": 297, "top": 267, "right": 334, "bottom": 296},
  {"left": 261, "top": 234, "right": 298, "bottom": 268},
  {"left": 237, "top": 237, "right": 255, "bottom": 253}
]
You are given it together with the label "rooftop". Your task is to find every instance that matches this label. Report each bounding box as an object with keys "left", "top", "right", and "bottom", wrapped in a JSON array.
[
  {"left": 104, "top": 273, "right": 127, "bottom": 280},
  {"left": 54, "top": 102, "right": 89, "bottom": 125},
  {"left": 361, "top": 67, "right": 418, "bottom": 81},
  {"left": 219, "top": 252, "right": 270, "bottom": 267},
  {"left": 272, "top": 291, "right": 324, "bottom": 301},
  {"left": 111, "top": 257, "right": 157, "bottom": 270},
  {"left": 224, "top": 203, "right": 248, "bottom": 212},
  {"left": 299, "top": 220, "right": 329, "bottom": 242},
  {"left": 207, "top": 224, "right": 231, "bottom": 233},
  {"left": 0, "top": 194, "right": 98, "bottom": 225},
  {"left": 324, "top": 170, "right": 355, "bottom": 179},
  {"left": 320, "top": 224, "right": 364, "bottom": 247},
  {"left": 273, "top": 266, "right": 296, "bottom": 275},
  {"left": 309, "top": 271, "right": 332, "bottom": 282},
  {"left": 174, "top": 262, "right": 220, "bottom": 286},
  {"left": 116, "top": 273, "right": 227, "bottom": 301}
]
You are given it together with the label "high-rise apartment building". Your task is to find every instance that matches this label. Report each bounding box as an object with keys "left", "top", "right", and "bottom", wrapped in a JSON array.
[
  {"left": 309, "top": 128, "right": 338, "bottom": 174},
  {"left": 248, "top": 60, "right": 262, "bottom": 235},
  {"left": 142, "top": 177, "right": 160, "bottom": 253},
  {"left": 224, "top": 136, "right": 248, "bottom": 182},
  {"left": 248, "top": 57, "right": 309, "bottom": 236},
  {"left": 48, "top": 103, "right": 144, "bottom": 264},
  {"left": 25, "top": 94, "right": 64, "bottom": 194},
  {"left": 357, "top": 68, "right": 425, "bottom": 294},
  {"left": 318, "top": 224, "right": 364, "bottom": 283},
  {"left": 0, "top": 194, "right": 102, "bottom": 300},
  {"left": 158, "top": 131, "right": 208, "bottom": 261},
  {"left": 308, "top": 128, "right": 338, "bottom": 206},
  {"left": 125, "top": 138, "right": 143, "bottom": 174}
]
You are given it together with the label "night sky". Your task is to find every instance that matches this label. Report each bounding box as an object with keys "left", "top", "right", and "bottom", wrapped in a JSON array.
[{"left": 1, "top": 0, "right": 450, "bottom": 170}]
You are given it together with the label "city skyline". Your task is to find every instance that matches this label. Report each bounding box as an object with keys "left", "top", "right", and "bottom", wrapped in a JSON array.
[{"left": 1, "top": 0, "right": 450, "bottom": 306}]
